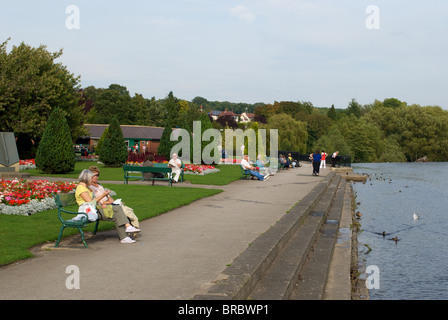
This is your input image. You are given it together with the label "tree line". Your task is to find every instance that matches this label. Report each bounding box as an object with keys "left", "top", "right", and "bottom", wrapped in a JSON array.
[{"left": 2, "top": 39, "right": 448, "bottom": 163}]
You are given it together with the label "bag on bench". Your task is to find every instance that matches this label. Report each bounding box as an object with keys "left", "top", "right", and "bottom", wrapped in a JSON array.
[{"left": 73, "top": 201, "right": 98, "bottom": 222}]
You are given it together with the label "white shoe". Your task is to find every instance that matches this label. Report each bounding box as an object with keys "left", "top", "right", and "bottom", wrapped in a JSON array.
[
  {"left": 263, "top": 174, "right": 270, "bottom": 181},
  {"left": 126, "top": 226, "right": 141, "bottom": 233},
  {"left": 120, "top": 236, "right": 136, "bottom": 244}
]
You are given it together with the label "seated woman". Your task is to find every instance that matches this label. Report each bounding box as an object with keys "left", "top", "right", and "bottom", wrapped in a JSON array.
[
  {"left": 279, "top": 154, "right": 291, "bottom": 170},
  {"left": 88, "top": 166, "right": 140, "bottom": 230},
  {"left": 256, "top": 154, "right": 273, "bottom": 176},
  {"left": 75, "top": 169, "right": 140, "bottom": 244}
]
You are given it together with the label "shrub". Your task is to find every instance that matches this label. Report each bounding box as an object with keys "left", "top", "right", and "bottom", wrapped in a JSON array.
[
  {"left": 99, "top": 118, "right": 128, "bottom": 167},
  {"left": 35, "top": 108, "right": 75, "bottom": 173}
]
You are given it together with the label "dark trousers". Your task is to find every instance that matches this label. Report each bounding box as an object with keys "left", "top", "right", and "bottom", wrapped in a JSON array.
[{"left": 313, "top": 161, "right": 321, "bottom": 174}]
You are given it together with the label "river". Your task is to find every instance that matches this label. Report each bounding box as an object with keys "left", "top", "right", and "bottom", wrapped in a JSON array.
[{"left": 351, "top": 162, "right": 448, "bottom": 300}]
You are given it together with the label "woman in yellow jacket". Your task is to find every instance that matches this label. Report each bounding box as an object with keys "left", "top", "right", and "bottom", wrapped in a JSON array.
[{"left": 75, "top": 169, "right": 140, "bottom": 243}]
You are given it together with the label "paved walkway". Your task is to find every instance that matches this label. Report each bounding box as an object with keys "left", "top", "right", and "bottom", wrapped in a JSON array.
[{"left": 0, "top": 165, "right": 329, "bottom": 300}]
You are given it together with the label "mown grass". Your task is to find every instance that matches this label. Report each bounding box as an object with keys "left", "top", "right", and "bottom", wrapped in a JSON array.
[
  {"left": 0, "top": 162, "right": 242, "bottom": 266},
  {"left": 0, "top": 184, "right": 222, "bottom": 266},
  {"left": 27, "top": 162, "right": 242, "bottom": 185}
]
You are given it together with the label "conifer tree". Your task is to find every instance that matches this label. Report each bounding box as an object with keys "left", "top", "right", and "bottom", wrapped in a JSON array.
[
  {"left": 35, "top": 107, "right": 75, "bottom": 173},
  {"left": 157, "top": 121, "right": 175, "bottom": 159},
  {"left": 157, "top": 92, "right": 180, "bottom": 159},
  {"left": 99, "top": 118, "right": 128, "bottom": 167}
]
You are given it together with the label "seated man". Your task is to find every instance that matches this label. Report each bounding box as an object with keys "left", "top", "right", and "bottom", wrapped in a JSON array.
[
  {"left": 168, "top": 153, "right": 182, "bottom": 183},
  {"left": 241, "top": 154, "right": 269, "bottom": 181}
]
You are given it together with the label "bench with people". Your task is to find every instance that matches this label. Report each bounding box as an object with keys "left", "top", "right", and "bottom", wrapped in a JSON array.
[
  {"left": 279, "top": 154, "right": 291, "bottom": 170},
  {"left": 123, "top": 153, "right": 184, "bottom": 186},
  {"left": 240, "top": 154, "right": 270, "bottom": 181},
  {"left": 55, "top": 168, "right": 141, "bottom": 247}
]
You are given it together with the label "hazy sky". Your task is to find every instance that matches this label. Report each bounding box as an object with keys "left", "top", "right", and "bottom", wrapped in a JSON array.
[{"left": 1, "top": 0, "right": 447, "bottom": 109}]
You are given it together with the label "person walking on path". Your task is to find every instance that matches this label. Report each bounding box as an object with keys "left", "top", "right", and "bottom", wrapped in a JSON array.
[{"left": 312, "top": 150, "right": 322, "bottom": 176}]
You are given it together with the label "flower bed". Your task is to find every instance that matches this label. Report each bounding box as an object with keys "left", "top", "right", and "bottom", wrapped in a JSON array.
[
  {"left": 220, "top": 158, "right": 242, "bottom": 164},
  {"left": 19, "top": 159, "right": 36, "bottom": 171},
  {"left": 183, "top": 164, "right": 220, "bottom": 175},
  {"left": 76, "top": 154, "right": 99, "bottom": 162},
  {"left": 125, "top": 162, "right": 220, "bottom": 175},
  {"left": 0, "top": 179, "right": 78, "bottom": 216}
]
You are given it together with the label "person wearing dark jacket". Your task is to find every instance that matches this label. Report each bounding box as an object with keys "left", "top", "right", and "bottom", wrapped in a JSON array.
[{"left": 312, "top": 150, "right": 322, "bottom": 176}]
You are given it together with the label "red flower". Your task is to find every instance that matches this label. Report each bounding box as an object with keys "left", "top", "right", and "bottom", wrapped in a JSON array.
[{"left": 0, "top": 179, "right": 77, "bottom": 206}]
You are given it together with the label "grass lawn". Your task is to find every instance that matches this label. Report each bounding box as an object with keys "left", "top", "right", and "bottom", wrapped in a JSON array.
[
  {"left": 0, "top": 161, "right": 242, "bottom": 266},
  {"left": 0, "top": 184, "right": 222, "bottom": 266},
  {"left": 27, "top": 162, "right": 242, "bottom": 185}
]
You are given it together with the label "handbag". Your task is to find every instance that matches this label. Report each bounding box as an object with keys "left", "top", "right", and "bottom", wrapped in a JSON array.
[{"left": 76, "top": 201, "right": 99, "bottom": 221}]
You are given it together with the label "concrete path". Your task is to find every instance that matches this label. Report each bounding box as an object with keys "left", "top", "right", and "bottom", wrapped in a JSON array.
[{"left": 0, "top": 166, "right": 329, "bottom": 300}]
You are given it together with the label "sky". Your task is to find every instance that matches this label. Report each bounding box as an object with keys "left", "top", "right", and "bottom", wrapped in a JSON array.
[{"left": 1, "top": 0, "right": 447, "bottom": 109}]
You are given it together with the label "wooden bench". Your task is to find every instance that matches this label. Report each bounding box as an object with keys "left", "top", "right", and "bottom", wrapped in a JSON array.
[
  {"left": 123, "top": 163, "right": 184, "bottom": 186},
  {"left": 54, "top": 193, "right": 100, "bottom": 248}
]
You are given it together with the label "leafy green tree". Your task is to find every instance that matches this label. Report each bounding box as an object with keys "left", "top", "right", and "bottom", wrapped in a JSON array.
[
  {"left": 0, "top": 39, "right": 84, "bottom": 157},
  {"left": 364, "top": 103, "right": 448, "bottom": 161},
  {"left": 313, "top": 127, "right": 351, "bottom": 157},
  {"left": 334, "top": 115, "right": 383, "bottom": 162},
  {"left": 400, "top": 105, "right": 448, "bottom": 161},
  {"left": 383, "top": 98, "right": 404, "bottom": 109},
  {"left": 346, "top": 98, "right": 362, "bottom": 118},
  {"left": 262, "top": 113, "right": 308, "bottom": 153},
  {"left": 164, "top": 91, "right": 181, "bottom": 126},
  {"left": 35, "top": 108, "right": 75, "bottom": 173},
  {"left": 99, "top": 118, "right": 128, "bottom": 167},
  {"left": 327, "top": 105, "right": 337, "bottom": 120},
  {"left": 86, "top": 84, "right": 134, "bottom": 124},
  {"left": 377, "top": 137, "right": 407, "bottom": 162},
  {"left": 304, "top": 113, "right": 332, "bottom": 153}
]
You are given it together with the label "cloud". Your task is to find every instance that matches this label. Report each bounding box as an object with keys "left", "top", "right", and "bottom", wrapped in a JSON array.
[{"left": 229, "top": 5, "right": 256, "bottom": 23}]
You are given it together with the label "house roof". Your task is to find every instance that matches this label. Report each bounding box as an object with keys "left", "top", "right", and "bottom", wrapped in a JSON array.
[
  {"left": 83, "top": 124, "right": 165, "bottom": 140},
  {"left": 219, "top": 110, "right": 238, "bottom": 116}
]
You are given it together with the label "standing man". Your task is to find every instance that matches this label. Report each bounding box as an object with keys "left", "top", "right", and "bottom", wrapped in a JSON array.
[{"left": 331, "top": 151, "right": 339, "bottom": 167}]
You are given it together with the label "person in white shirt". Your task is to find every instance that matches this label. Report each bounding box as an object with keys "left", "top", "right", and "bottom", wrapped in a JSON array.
[
  {"left": 241, "top": 154, "right": 269, "bottom": 181},
  {"left": 331, "top": 151, "right": 339, "bottom": 167},
  {"left": 168, "top": 153, "right": 182, "bottom": 183}
]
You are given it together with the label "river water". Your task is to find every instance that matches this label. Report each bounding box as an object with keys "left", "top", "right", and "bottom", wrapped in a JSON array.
[{"left": 351, "top": 162, "right": 448, "bottom": 300}]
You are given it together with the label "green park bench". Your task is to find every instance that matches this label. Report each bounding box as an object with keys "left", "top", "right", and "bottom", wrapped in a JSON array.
[
  {"left": 54, "top": 193, "right": 100, "bottom": 248},
  {"left": 122, "top": 163, "right": 184, "bottom": 186},
  {"left": 240, "top": 166, "right": 251, "bottom": 180}
]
